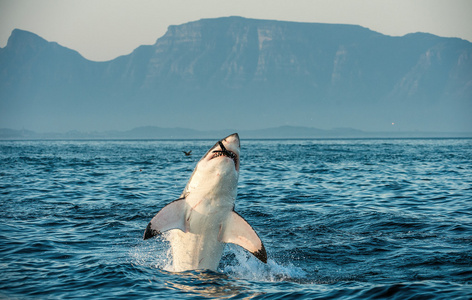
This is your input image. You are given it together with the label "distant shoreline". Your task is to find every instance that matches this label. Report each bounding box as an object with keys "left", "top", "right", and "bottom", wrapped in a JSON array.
[{"left": 1, "top": 126, "right": 471, "bottom": 140}]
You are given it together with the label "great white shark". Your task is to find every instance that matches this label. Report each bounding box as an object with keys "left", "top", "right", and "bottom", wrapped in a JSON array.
[{"left": 143, "top": 133, "right": 267, "bottom": 272}]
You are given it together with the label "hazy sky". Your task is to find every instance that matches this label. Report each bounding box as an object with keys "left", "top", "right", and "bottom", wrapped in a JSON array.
[{"left": 1, "top": 0, "right": 471, "bottom": 61}]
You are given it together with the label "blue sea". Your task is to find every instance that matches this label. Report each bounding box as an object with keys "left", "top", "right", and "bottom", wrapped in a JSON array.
[{"left": 1, "top": 138, "right": 471, "bottom": 299}]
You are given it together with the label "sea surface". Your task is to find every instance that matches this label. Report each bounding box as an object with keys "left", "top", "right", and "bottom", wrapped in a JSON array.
[{"left": 1, "top": 138, "right": 471, "bottom": 299}]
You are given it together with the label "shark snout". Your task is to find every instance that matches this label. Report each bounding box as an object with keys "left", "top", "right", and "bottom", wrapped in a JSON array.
[
  {"left": 219, "top": 133, "right": 240, "bottom": 157},
  {"left": 208, "top": 133, "right": 240, "bottom": 170},
  {"left": 223, "top": 133, "right": 240, "bottom": 148}
]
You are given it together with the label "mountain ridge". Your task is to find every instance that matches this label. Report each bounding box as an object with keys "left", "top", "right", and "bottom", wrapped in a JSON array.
[
  {"left": 1, "top": 125, "right": 471, "bottom": 140},
  {"left": 1, "top": 17, "right": 471, "bottom": 133}
]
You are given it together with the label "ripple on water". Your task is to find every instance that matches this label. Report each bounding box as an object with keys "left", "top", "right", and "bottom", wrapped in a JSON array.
[{"left": 0, "top": 139, "right": 471, "bottom": 299}]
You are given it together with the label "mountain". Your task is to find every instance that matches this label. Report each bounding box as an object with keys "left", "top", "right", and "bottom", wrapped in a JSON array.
[
  {"left": 1, "top": 17, "right": 471, "bottom": 133},
  {"left": 2, "top": 125, "right": 470, "bottom": 140}
]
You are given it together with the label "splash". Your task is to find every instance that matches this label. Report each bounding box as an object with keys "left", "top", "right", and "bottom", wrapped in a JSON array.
[
  {"left": 128, "top": 234, "right": 173, "bottom": 271},
  {"left": 220, "top": 244, "right": 307, "bottom": 283},
  {"left": 130, "top": 236, "right": 307, "bottom": 283}
]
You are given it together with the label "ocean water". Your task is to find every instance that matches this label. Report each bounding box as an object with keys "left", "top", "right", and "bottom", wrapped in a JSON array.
[{"left": 1, "top": 138, "right": 471, "bottom": 299}]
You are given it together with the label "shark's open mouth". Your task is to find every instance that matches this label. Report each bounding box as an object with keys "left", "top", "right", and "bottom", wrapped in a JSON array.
[{"left": 211, "top": 141, "right": 238, "bottom": 166}]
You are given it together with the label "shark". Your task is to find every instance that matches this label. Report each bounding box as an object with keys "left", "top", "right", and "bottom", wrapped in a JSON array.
[{"left": 143, "top": 133, "right": 267, "bottom": 272}]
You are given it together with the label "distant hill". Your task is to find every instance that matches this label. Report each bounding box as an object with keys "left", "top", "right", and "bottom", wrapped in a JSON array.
[
  {"left": 1, "top": 17, "right": 471, "bottom": 133},
  {"left": 1, "top": 126, "right": 471, "bottom": 140}
]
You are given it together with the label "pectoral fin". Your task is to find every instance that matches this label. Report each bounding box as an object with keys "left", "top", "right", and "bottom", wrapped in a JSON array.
[
  {"left": 220, "top": 211, "right": 267, "bottom": 263},
  {"left": 143, "top": 198, "right": 187, "bottom": 240}
]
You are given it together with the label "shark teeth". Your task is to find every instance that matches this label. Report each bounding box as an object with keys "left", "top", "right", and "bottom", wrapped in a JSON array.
[
  {"left": 210, "top": 140, "right": 239, "bottom": 168},
  {"left": 212, "top": 150, "right": 236, "bottom": 159},
  {"left": 211, "top": 149, "right": 237, "bottom": 164}
]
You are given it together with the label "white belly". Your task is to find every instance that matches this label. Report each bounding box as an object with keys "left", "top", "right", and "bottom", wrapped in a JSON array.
[
  {"left": 166, "top": 202, "right": 230, "bottom": 272},
  {"left": 167, "top": 230, "right": 225, "bottom": 272}
]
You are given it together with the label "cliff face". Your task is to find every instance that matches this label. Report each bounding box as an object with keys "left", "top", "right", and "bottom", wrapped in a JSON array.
[
  {"left": 1, "top": 30, "right": 88, "bottom": 93},
  {"left": 1, "top": 17, "right": 471, "bottom": 132}
]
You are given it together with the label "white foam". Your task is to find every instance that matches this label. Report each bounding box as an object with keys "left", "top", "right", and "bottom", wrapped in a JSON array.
[
  {"left": 220, "top": 244, "right": 307, "bottom": 282},
  {"left": 128, "top": 235, "right": 173, "bottom": 271},
  {"left": 129, "top": 238, "right": 307, "bottom": 282}
]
